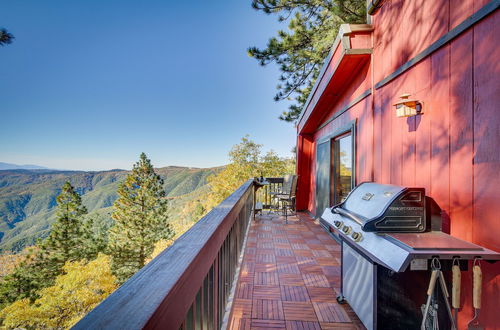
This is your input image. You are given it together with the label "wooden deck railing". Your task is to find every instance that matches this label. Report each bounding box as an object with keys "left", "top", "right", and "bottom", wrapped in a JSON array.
[{"left": 73, "top": 179, "right": 255, "bottom": 330}]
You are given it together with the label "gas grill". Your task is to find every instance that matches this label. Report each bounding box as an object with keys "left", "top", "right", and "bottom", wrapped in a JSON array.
[{"left": 320, "top": 182, "right": 500, "bottom": 330}]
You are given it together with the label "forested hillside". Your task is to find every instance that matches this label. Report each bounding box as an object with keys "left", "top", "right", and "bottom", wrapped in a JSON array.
[{"left": 0, "top": 166, "right": 219, "bottom": 253}]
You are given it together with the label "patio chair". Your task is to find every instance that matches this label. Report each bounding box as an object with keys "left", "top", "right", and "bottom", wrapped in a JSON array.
[
  {"left": 275, "top": 175, "right": 298, "bottom": 224},
  {"left": 269, "top": 174, "right": 294, "bottom": 214}
]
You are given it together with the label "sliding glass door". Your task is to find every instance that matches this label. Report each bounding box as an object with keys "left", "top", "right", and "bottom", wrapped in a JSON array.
[{"left": 315, "top": 121, "right": 356, "bottom": 219}]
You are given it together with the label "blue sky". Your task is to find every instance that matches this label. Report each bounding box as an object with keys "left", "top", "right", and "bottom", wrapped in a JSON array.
[{"left": 0, "top": 0, "right": 296, "bottom": 171}]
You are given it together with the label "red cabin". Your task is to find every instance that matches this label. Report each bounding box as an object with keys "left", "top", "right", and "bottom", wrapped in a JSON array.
[{"left": 295, "top": 0, "right": 500, "bottom": 328}]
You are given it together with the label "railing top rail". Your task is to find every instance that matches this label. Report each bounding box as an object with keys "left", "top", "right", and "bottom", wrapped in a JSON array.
[
  {"left": 265, "top": 177, "right": 285, "bottom": 183},
  {"left": 73, "top": 179, "right": 254, "bottom": 330}
]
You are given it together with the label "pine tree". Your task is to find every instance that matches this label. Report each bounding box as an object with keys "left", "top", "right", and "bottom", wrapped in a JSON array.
[
  {"left": 43, "top": 181, "right": 88, "bottom": 263},
  {"left": 0, "top": 28, "right": 14, "bottom": 46},
  {"left": 109, "top": 153, "right": 174, "bottom": 284},
  {"left": 248, "top": 0, "right": 366, "bottom": 122},
  {"left": 0, "top": 181, "right": 90, "bottom": 306},
  {"left": 79, "top": 214, "right": 111, "bottom": 260}
]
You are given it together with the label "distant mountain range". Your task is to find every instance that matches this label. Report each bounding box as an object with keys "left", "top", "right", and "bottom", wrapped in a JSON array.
[
  {"left": 0, "top": 166, "right": 220, "bottom": 253},
  {"left": 0, "top": 162, "right": 50, "bottom": 170}
]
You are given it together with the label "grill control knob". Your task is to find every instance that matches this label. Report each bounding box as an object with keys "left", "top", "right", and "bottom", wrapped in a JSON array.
[
  {"left": 341, "top": 225, "right": 352, "bottom": 235},
  {"left": 333, "top": 220, "right": 343, "bottom": 228},
  {"left": 351, "top": 232, "right": 363, "bottom": 242}
]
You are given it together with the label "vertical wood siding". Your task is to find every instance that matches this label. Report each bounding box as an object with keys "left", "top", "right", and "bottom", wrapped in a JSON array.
[{"left": 296, "top": 1, "right": 499, "bottom": 328}]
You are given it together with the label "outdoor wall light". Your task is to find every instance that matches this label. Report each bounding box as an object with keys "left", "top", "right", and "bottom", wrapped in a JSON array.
[{"left": 393, "top": 93, "right": 422, "bottom": 118}]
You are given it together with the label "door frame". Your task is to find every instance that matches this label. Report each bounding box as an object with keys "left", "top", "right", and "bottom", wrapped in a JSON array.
[{"left": 315, "top": 119, "right": 357, "bottom": 214}]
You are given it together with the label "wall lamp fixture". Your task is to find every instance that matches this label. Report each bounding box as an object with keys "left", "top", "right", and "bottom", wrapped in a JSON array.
[{"left": 393, "top": 93, "right": 422, "bottom": 118}]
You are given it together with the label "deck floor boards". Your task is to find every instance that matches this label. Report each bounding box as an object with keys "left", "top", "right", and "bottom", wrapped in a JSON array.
[{"left": 228, "top": 212, "right": 365, "bottom": 330}]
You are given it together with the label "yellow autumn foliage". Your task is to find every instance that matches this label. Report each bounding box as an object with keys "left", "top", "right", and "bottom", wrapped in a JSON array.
[
  {"left": 205, "top": 136, "right": 295, "bottom": 210},
  {"left": 0, "top": 254, "right": 117, "bottom": 329}
]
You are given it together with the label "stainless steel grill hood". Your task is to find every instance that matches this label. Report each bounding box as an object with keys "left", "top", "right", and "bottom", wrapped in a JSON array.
[{"left": 331, "top": 182, "right": 427, "bottom": 232}]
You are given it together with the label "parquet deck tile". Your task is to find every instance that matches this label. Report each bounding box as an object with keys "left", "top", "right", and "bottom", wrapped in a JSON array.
[
  {"left": 288, "top": 238, "right": 307, "bottom": 244},
  {"left": 228, "top": 213, "right": 365, "bottom": 330},
  {"left": 272, "top": 229, "right": 287, "bottom": 235},
  {"left": 312, "top": 302, "right": 351, "bottom": 323},
  {"left": 278, "top": 273, "right": 305, "bottom": 286},
  {"left": 246, "top": 242, "right": 257, "bottom": 248},
  {"left": 291, "top": 243, "right": 309, "bottom": 250},
  {"left": 282, "top": 302, "right": 317, "bottom": 322},
  {"left": 273, "top": 237, "right": 289, "bottom": 244},
  {"left": 236, "top": 282, "right": 254, "bottom": 299},
  {"left": 256, "top": 253, "right": 276, "bottom": 264},
  {"left": 306, "top": 287, "right": 336, "bottom": 302},
  {"left": 276, "top": 255, "right": 297, "bottom": 264},
  {"left": 311, "top": 250, "right": 332, "bottom": 258},
  {"left": 230, "top": 318, "right": 251, "bottom": 330},
  {"left": 275, "top": 243, "right": 292, "bottom": 249},
  {"left": 246, "top": 247, "right": 256, "bottom": 255},
  {"left": 304, "top": 239, "right": 322, "bottom": 245},
  {"left": 319, "top": 323, "right": 359, "bottom": 329},
  {"left": 276, "top": 263, "right": 300, "bottom": 274},
  {"left": 294, "top": 250, "right": 314, "bottom": 258},
  {"left": 307, "top": 243, "right": 327, "bottom": 250},
  {"left": 280, "top": 285, "right": 310, "bottom": 302},
  {"left": 315, "top": 257, "right": 339, "bottom": 266},
  {"left": 251, "top": 319, "right": 286, "bottom": 329},
  {"left": 321, "top": 266, "right": 340, "bottom": 276},
  {"left": 254, "top": 272, "right": 279, "bottom": 285},
  {"left": 232, "top": 298, "right": 253, "bottom": 319},
  {"left": 255, "top": 263, "right": 278, "bottom": 273},
  {"left": 275, "top": 248, "right": 295, "bottom": 257},
  {"left": 256, "top": 248, "right": 274, "bottom": 255},
  {"left": 285, "top": 320, "right": 321, "bottom": 330},
  {"left": 325, "top": 244, "right": 341, "bottom": 252},
  {"left": 252, "top": 299, "right": 284, "bottom": 320},
  {"left": 298, "top": 265, "right": 327, "bottom": 275},
  {"left": 295, "top": 256, "right": 317, "bottom": 265},
  {"left": 253, "top": 285, "right": 281, "bottom": 300},
  {"left": 257, "top": 242, "right": 274, "bottom": 249},
  {"left": 302, "top": 273, "right": 330, "bottom": 287}
]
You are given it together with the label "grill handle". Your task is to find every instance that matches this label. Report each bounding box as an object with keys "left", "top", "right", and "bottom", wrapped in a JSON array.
[{"left": 332, "top": 207, "right": 364, "bottom": 226}]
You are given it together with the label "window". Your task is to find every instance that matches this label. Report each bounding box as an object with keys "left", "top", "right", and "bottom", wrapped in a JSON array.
[{"left": 331, "top": 132, "right": 353, "bottom": 204}]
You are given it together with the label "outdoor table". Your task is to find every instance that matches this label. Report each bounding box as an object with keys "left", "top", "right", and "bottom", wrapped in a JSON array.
[{"left": 253, "top": 179, "right": 269, "bottom": 219}]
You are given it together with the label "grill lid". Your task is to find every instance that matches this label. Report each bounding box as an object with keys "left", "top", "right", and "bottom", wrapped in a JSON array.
[
  {"left": 333, "top": 182, "right": 428, "bottom": 232},
  {"left": 343, "top": 182, "right": 405, "bottom": 220}
]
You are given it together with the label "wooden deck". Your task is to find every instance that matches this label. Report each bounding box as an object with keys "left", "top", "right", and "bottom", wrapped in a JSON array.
[{"left": 228, "top": 212, "right": 365, "bottom": 330}]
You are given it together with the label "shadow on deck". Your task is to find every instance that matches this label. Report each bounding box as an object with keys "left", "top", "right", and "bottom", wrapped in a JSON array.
[{"left": 228, "top": 212, "right": 365, "bottom": 329}]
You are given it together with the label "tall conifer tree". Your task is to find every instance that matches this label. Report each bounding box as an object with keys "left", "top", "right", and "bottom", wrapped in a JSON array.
[
  {"left": 44, "top": 181, "right": 88, "bottom": 263},
  {"left": 109, "top": 153, "right": 174, "bottom": 283},
  {"left": 248, "top": 0, "right": 366, "bottom": 122},
  {"left": 0, "top": 181, "right": 89, "bottom": 305}
]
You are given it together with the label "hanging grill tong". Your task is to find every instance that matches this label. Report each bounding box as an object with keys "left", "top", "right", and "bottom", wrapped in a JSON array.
[{"left": 421, "top": 258, "right": 457, "bottom": 330}]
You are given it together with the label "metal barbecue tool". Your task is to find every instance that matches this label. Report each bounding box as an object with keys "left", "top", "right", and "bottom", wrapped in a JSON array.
[
  {"left": 451, "top": 258, "right": 461, "bottom": 325},
  {"left": 467, "top": 259, "right": 483, "bottom": 330},
  {"left": 421, "top": 258, "right": 456, "bottom": 330}
]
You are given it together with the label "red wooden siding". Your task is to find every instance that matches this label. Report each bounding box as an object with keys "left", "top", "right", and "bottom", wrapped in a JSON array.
[{"left": 295, "top": 1, "right": 499, "bottom": 328}]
